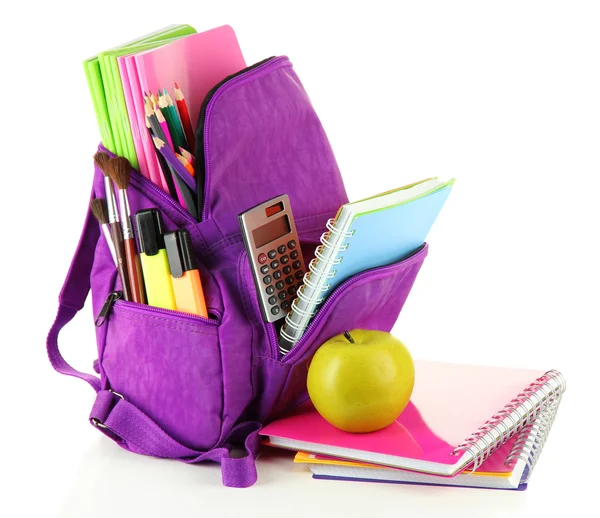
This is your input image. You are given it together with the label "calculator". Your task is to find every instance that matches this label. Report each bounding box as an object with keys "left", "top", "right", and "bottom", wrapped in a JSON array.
[{"left": 239, "top": 194, "right": 306, "bottom": 323}]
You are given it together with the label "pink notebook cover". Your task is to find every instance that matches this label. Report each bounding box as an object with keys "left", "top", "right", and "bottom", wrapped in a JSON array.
[
  {"left": 120, "top": 55, "right": 164, "bottom": 189},
  {"left": 307, "top": 436, "right": 519, "bottom": 475},
  {"left": 133, "top": 24, "right": 246, "bottom": 139},
  {"left": 117, "top": 57, "right": 151, "bottom": 182},
  {"left": 260, "top": 361, "right": 544, "bottom": 473}
]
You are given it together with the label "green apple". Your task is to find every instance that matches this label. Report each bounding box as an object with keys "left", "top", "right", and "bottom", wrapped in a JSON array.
[{"left": 307, "top": 330, "right": 415, "bottom": 433}]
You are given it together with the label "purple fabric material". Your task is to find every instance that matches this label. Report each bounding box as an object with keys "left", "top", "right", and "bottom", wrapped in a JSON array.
[
  {"left": 90, "top": 390, "right": 260, "bottom": 488},
  {"left": 201, "top": 57, "right": 348, "bottom": 235},
  {"left": 48, "top": 57, "right": 428, "bottom": 487}
]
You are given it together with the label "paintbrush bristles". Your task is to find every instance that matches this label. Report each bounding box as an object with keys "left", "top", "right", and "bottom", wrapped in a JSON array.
[
  {"left": 90, "top": 198, "right": 110, "bottom": 224},
  {"left": 106, "top": 157, "right": 132, "bottom": 190},
  {"left": 94, "top": 152, "right": 111, "bottom": 176}
]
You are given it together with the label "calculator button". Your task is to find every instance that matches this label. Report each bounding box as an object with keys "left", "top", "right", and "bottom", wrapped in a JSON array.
[
  {"left": 278, "top": 245, "right": 287, "bottom": 254},
  {"left": 260, "top": 265, "right": 270, "bottom": 274},
  {"left": 280, "top": 255, "right": 289, "bottom": 264},
  {"left": 258, "top": 253, "right": 267, "bottom": 264},
  {"left": 290, "top": 250, "right": 299, "bottom": 259},
  {"left": 270, "top": 260, "right": 280, "bottom": 269},
  {"left": 295, "top": 271, "right": 304, "bottom": 280},
  {"left": 278, "top": 291, "right": 287, "bottom": 300},
  {"left": 276, "top": 281, "right": 284, "bottom": 290},
  {"left": 286, "top": 276, "right": 295, "bottom": 285},
  {"left": 283, "top": 265, "right": 292, "bottom": 274},
  {"left": 268, "top": 249, "right": 277, "bottom": 259},
  {"left": 268, "top": 295, "right": 277, "bottom": 305},
  {"left": 281, "top": 300, "right": 291, "bottom": 311},
  {"left": 273, "top": 271, "right": 282, "bottom": 280},
  {"left": 263, "top": 275, "right": 272, "bottom": 284},
  {"left": 266, "top": 285, "right": 275, "bottom": 295},
  {"left": 288, "top": 286, "right": 297, "bottom": 295},
  {"left": 271, "top": 306, "right": 280, "bottom": 316},
  {"left": 293, "top": 260, "right": 301, "bottom": 269},
  {"left": 288, "top": 240, "right": 297, "bottom": 249}
]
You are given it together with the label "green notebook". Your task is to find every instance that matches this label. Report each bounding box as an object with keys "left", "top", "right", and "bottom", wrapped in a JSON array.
[{"left": 83, "top": 24, "right": 196, "bottom": 164}]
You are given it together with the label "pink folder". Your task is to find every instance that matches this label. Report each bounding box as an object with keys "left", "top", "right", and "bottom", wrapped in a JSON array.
[
  {"left": 117, "top": 56, "right": 151, "bottom": 182},
  {"left": 260, "top": 361, "right": 565, "bottom": 477},
  {"left": 119, "top": 55, "right": 165, "bottom": 189},
  {"left": 132, "top": 25, "right": 245, "bottom": 184}
]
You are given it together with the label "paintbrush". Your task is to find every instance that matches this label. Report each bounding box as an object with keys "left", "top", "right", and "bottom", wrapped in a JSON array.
[
  {"left": 106, "top": 157, "right": 146, "bottom": 304},
  {"left": 90, "top": 198, "right": 117, "bottom": 266},
  {"left": 94, "top": 152, "right": 132, "bottom": 301}
]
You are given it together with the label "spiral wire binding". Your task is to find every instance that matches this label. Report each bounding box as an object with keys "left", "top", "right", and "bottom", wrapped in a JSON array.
[
  {"left": 280, "top": 219, "right": 354, "bottom": 350},
  {"left": 505, "top": 390, "right": 563, "bottom": 482},
  {"left": 451, "top": 370, "right": 566, "bottom": 474}
]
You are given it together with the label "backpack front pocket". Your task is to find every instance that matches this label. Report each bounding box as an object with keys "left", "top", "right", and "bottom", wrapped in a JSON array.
[
  {"left": 261, "top": 245, "right": 428, "bottom": 420},
  {"left": 101, "top": 300, "right": 223, "bottom": 451}
]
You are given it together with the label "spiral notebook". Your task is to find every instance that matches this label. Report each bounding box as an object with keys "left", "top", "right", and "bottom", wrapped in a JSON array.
[
  {"left": 280, "top": 178, "right": 454, "bottom": 351},
  {"left": 294, "top": 451, "right": 529, "bottom": 490},
  {"left": 260, "top": 361, "right": 566, "bottom": 479}
]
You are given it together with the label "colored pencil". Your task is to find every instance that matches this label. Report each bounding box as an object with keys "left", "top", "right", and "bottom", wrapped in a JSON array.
[
  {"left": 147, "top": 127, "right": 189, "bottom": 211},
  {"left": 153, "top": 137, "right": 196, "bottom": 191},
  {"left": 176, "top": 153, "right": 195, "bottom": 176},
  {"left": 144, "top": 100, "right": 172, "bottom": 195},
  {"left": 179, "top": 147, "right": 195, "bottom": 165},
  {"left": 153, "top": 137, "right": 198, "bottom": 220},
  {"left": 173, "top": 82, "right": 195, "bottom": 152},
  {"left": 159, "top": 89, "right": 188, "bottom": 151},
  {"left": 156, "top": 108, "right": 175, "bottom": 150}
]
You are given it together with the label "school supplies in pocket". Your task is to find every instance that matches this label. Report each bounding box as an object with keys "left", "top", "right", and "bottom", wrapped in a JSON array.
[
  {"left": 279, "top": 178, "right": 454, "bottom": 353},
  {"left": 239, "top": 194, "right": 306, "bottom": 324}
]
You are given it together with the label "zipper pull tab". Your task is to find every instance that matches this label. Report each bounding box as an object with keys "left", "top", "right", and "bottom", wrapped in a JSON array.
[{"left": 95, "top": 291, "right": 122, "bottom": 327}]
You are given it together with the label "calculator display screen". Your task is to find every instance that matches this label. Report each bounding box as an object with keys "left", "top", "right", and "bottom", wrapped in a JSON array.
[{"left": 253, "top": 215, "right": 291, "bottom": 248}]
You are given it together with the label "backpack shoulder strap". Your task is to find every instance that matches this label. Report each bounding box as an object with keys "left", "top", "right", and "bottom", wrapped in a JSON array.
[
  {"left": 47, "top": 197, "right": 102, "bottom": 391},
  {"left": 47, "top": 184, "right": 260, "bottom": 487}
]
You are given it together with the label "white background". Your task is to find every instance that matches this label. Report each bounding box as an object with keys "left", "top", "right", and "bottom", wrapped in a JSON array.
[{"left": 1, "top": 1, "right": 598, "bottom": 516}]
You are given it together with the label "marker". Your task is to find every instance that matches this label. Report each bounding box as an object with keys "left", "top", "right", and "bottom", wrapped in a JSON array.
[
  {"left": 135, "top": 209, "right": 176, "bottom": 310},
  {"left": 164, "top": 229, "right": 208, "bottom": 317}
]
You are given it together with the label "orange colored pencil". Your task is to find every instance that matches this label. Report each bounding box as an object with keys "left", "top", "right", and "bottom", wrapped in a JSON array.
[
  {"left": 174, "top": 82, "right": 195, "bottom": 152},
  {"left": 176, "top": 153, "right": 195, "bottom": 176}
]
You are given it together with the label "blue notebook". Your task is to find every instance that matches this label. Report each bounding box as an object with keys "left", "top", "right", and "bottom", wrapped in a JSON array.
[{"left": 279, "top": 178, "right": 454, "bottom": 351}]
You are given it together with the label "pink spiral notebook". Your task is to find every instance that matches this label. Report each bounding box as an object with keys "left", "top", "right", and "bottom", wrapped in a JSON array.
[{"left": 261, "top": 361, "right": 565, "bottom": 480}]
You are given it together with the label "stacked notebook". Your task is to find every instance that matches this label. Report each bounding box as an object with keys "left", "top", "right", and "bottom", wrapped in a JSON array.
[
  {"left": 84, "top": 24, "right": 245, "bottom": 182},
  {"left": 261, "top": 361, "right": 566, "bottom": 490}
]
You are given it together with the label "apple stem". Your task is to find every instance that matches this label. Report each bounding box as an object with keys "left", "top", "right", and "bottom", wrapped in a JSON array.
[{"left": 344, "top": 331, "right": 355, "bottom": 344}]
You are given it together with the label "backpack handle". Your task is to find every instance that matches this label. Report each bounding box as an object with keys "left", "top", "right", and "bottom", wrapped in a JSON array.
[{"left": 90, "top": 390, "right": 260, "bottom": 487}]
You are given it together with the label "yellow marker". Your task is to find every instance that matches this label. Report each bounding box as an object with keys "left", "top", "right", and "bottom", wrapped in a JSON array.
[
  {"left": 165, "top": 229, "right": 208, "bottom": 317},
  {"left": 135, "top": 209, "right": 176, "bottom": 310}
]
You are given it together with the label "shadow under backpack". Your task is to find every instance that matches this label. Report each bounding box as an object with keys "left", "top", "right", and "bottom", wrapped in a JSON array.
[{"left": 47, "top": 56, "right": 428, "bottom": 487}]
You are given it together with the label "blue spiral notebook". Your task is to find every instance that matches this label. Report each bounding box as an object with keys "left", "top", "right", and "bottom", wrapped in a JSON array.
[{"left": 280, "top": 178, "right": 454, "bottom": 349}]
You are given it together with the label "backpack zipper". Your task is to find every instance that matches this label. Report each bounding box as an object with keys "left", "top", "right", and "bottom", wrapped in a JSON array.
[
  {"left": 95, "top": 291, "right": 123, "bottom": 327},
  {"left": 195, "top": 56, "right": 288, "bottom": 220},
  {"left": 95, "top": 290, "right": 222, "bottom": 326}
]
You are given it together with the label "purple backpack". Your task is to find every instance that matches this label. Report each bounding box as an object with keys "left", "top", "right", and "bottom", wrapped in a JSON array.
[{"left": 47, "top": 56, "right": 428, "bottom": 487}]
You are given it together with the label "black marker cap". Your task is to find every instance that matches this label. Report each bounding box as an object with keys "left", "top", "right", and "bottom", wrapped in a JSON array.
[
  {"left": 164, "top": 229, "right": 197, "bottom": 278},
  {"left": 135, "top": 209, "right": 165, "bottom": 256}
]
